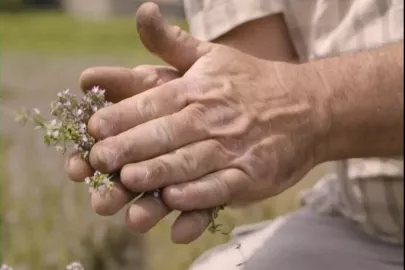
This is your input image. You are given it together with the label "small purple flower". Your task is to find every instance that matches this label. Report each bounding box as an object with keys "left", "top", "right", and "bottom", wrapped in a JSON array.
[
  {"left": 73, "top": 144, "right": 82, "bottom": 151},
  {"left": 84, "top": 177, "right": 91, "bottom": 184},
  {"left": 79, "top": 123, "right": 86, "bottom": 133},
  {"left": 91, "top": 86, "right": 100, "bottom": 93},
  {"left": 153, "top": 190, "right": 161, "bottom": 198},
  {"left": 98, "top": 185, "right": 106, "bottom": 194},
  {"left": 103, "top": 177, "right": 110, "bottom": 185}
]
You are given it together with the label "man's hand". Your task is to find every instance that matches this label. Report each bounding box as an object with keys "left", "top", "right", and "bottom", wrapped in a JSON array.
[
  {"left": 65, "top": 3, "right": 329, "bottom": 243},
  {"left": 67, "top": 63, "right": 222, "bottom": 243},
  {"left": 65, "top": 2, "right": 404, "bottom": 244}
]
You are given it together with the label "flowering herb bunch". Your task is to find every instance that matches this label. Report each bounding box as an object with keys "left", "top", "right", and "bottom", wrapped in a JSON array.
[
  {"left": 16, "top": 86, "right": 225, "bottom": 234},
  {"left": 16, "top": 87, "right": 115, "bottom": 194},
  {"left": 1, "top": 261, "right": 84, "bottom": 270}
]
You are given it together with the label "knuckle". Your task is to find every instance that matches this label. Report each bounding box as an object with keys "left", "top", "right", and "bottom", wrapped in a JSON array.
[
  {"left": 184, "top": 105, "right": 209, "bottom": 134},
  {"left": 121, "top": 158, "right": 169, "bottom": 192},
  {"left": 175, "top": 148, "right": 197, "bottom": 176},
  {"left": 133, "top": 65, "right": 160, "bottom": 87},
  {"left": 184, "top": 78, "right": 205, "bottom": 95},
  {"left": 209, "top": 172, "right": 231, "bottom": 204},
  {"left": 146, "top": 158, "right": 170, "bottom": 187},
  {"left": 187, "top": 104, "right": 206, "bottom": 122},
  {"left": 209, "top": 139, "right": 233, "bottom": 164},
  {"left": 132, "top": 65, "right": 150, "bottom": 73},
  {"left": 154, "top": 66, "right": 179, "bottom": 84},
  {"left": 154, "top": 118, "right": 174, "bottom": 150},
  {"left": 136, "top": 95, "right": 157, "bottom": 120}
]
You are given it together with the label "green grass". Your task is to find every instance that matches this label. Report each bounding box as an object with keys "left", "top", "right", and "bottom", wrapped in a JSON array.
[{"left": 0, "top": 11, "right": 188, "bottom": 57}]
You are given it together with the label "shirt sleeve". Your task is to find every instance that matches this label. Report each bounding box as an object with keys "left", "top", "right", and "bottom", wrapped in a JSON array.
[{"left": 183, "top": 0, "right": 285, "bottom": 41}]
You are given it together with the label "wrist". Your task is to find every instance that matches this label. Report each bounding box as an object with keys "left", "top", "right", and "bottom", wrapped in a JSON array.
[
  {"left": 304, "top": 62, "right": 337, "bottom": 164},
  {"left": 272, "top": 61, "right": 333, "bottom": 166},
  {"left": 300, "top": 59, "right": 355, "bottom": 164},
  {"left": 298, "top": 63, "right": 334, "bottom": 164}
]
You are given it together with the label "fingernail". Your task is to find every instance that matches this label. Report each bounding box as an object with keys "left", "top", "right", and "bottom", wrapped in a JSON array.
[
  {"left": 98, "top": 117, "right": 113, "bottom": 138},
  {"left": 88, "top": 115, "right": 113, "bottom": 139},
  {"left": 167, "top": 187, "right": 183, "bottom": 198},
  {"left": 129, "top": 203, "right": 142, "bottom": 218},
  {"left": 128, "top": 204, "right": 150, "bottom": 232},
  {"left": 194, "top": 211, "right": 210, "bottom": 231}
]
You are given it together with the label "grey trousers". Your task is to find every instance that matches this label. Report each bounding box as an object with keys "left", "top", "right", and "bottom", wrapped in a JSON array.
[{"left": 190, "top": 207, "right": 404, "bottom": 270}]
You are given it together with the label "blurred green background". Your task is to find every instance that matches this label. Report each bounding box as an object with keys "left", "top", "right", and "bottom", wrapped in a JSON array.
[{"left": 0, "top": 1, "right": 332, "bottom": 269}]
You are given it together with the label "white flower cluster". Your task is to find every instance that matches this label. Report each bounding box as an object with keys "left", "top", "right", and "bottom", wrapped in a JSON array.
[
  {"left": 85, "top": 171, "right": 114, "bottom": 194},
  {"left": 66, "top": 261, "right": 84, "bottom": 270},
  {"left": 16, "top": 86, "right": 115, "bottom": 195},
  {"left": 0, "top": 264, "right": 13, "bottom": 270},
  {"left": 16, "top": 86, "right": 223, "bottom": 233}
]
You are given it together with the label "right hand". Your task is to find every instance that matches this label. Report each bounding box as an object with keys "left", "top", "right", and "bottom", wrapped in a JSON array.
[{"left": 65, "top": 65, "right": 214, "bottom": 244}]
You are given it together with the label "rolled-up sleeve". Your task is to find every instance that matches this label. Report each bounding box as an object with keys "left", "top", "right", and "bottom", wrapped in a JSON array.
[{"left": 183, "top": 0, "right": 284, "bottom": 41}]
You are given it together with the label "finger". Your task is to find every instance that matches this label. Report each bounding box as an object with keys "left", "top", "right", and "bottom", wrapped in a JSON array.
[
  {"left": 65, "top": 152, "right": 94, "bottom": 182},
  {"left": 163, "top": 169, "right": 251, "bottom": 211},
  {"left": 136, "top": 2, "right": 213, "bottom": 73},
  {"left": 89, "top": 105, "right": 209, "bottom": 173},
  {"left": 120, "top": 139, "right": 233, "bottom": 193},
  {"left": 87, "top": 78, "right": 188, "bottom": 140},
  {"left": 170, "top": 210, "right": 211, "bottom": 244},
  {"left": 126, "top": 194, "right": 171, "bottom": 233},
  {"left": 80, "top": 65, "right": 180, "bottom": 103},
  {"left": 91, "top": 181, "right": 136, "bottom": 216}
]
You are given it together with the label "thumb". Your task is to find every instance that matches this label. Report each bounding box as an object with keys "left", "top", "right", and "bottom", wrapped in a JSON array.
[{"left": 135, "top": 2, "right": 212, "bottom": 73}]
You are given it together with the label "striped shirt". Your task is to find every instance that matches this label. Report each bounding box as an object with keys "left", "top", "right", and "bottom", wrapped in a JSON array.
[{"left": 183, "top": 0, "right": 404, "bottom": 244}]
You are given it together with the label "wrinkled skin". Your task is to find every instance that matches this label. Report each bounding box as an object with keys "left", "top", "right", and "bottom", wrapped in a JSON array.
[{"left": 65, "top": 3, "right": 329, "bottom": 244}]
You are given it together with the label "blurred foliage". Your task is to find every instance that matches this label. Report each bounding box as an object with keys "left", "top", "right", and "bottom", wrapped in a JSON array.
[
  {"left": 1, "top": 133, "right": 147, "bottom": 270},
  {"left": 0, "top": 11, "right": 188, "bottom": 58},
  {"left": 0, "top": 0, "right": 25, "bottom": 12}
]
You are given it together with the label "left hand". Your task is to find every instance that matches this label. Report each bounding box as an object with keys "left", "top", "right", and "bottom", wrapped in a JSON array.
[{"left": 66, "top": 3, "right": 330, "bottom": 243}]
